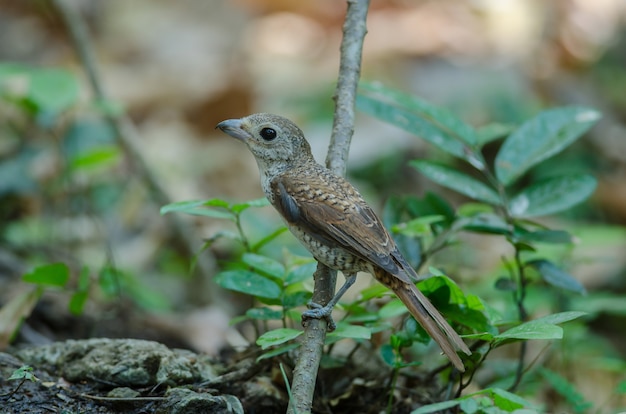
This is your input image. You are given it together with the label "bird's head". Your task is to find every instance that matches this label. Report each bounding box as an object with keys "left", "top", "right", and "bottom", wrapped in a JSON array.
[{"left": 216, "top": 113, "right": 313, "bottom": 176}]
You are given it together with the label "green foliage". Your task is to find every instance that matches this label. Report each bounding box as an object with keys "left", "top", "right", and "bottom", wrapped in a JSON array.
[
  {"left": 412, "top": 387, "right": 537, "bottom": 413},
  {"left": 358, "top": 81, "right": 600, "bottom": 221},
  {"left": 356, "top": 81, "right": 604, "bottom": 409}
]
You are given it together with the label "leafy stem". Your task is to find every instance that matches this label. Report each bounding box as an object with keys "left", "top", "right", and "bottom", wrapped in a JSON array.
[{"left": 234, "top": 211, "right": 251, "bottom": 252}]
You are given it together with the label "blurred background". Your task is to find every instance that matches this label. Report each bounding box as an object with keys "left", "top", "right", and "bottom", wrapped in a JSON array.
[{"left": 1, "top": 0, "right": 626, "bottom": 411}]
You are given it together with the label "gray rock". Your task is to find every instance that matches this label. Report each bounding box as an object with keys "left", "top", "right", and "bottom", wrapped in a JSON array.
[{"left": 15, "top": 338, "right": 217, "bottom": 386}]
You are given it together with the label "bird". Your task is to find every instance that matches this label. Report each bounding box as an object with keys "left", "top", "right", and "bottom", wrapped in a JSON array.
[{"left": 216, "top": 113, "right": 471, "bottom": 371}]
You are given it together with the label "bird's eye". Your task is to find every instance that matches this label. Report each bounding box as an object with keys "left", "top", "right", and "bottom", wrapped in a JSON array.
[{"left": 260, "top": 127, "right": 277, "bottom": 141}]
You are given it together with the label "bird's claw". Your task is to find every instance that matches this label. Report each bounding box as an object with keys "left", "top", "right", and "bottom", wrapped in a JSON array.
[{"left": 302, "top": 301, "right": 336, "bottom": 331}]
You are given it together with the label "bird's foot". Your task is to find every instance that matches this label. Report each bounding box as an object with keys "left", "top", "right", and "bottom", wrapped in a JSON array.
[{"left": 302, "top": 302, "right": 336, "bottom": 331}]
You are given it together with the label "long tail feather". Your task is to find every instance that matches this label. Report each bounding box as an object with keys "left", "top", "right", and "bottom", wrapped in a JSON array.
[{"left": 390, "top": 279, "right": 471, "bottom": 371}]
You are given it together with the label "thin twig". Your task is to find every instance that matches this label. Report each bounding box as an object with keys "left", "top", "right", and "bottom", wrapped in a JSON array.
[
  {"left": 50, "top": 0, "right": 227, "bottom": 309},
  {"left": 287, "top": 1, "right": 370, "bottom": 413},
  {"left": 326, "top": 0, "right": 370, "bottom": 177},
  {"left": 79, "top": 394, "right": 165, "bottom": 402},
  {"left": 509, "top": 248, "right": 529, "bottom": 392}
]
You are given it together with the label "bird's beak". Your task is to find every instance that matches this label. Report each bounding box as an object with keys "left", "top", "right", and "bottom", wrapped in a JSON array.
[{"left": 216, "top": 119, "right": 250, "bottom": 142}]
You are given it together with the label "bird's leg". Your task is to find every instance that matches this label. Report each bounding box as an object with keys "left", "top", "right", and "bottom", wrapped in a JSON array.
[{"left": 301, "top": 273, "right": 357, "bottom": 331}]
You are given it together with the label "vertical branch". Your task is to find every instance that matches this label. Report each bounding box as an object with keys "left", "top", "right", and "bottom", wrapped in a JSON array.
[
  {"left": 326, "top": 0, "right": 370, "bottom": 176},
  {"left": 288, "top": 1, "right": 370, "bottom": 413}
]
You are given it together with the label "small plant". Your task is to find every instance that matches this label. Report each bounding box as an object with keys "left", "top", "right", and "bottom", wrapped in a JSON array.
[{"left": 2, "top": 365, "right": 39, "bottom": 399}]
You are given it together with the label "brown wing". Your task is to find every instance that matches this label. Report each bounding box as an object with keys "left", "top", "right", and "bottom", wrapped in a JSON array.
[{"left": 271, "top": 168, "right": 414, "bottom": 283}]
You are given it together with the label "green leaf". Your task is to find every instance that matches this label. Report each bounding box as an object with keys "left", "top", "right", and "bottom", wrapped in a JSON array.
[
  {"left": 489, "top": 387, "right": 533, "bottom": 410},
  {"left": 417, "top": 276, "right": 464, "bottom": 304},
  {"left": 231, "top": 197, "right": 270, "bottom": 213},
  {"left": 203, "top": 198, "right": 231, "bottom": 208},
  {"left": 495, "top": 277, "right": 517, "bottom": 291},
  {"left": 528, "top": 259, "right": 587, "bottom": 294},
  {"left": 495, "top": 106, "right": 601, "bottom": 186},
  {"left": 411, "top": 400, "right": 461, "bottom": 414},
  {"left": 392, "top": 215, "right": 446, "bottom": 237},
  {"left": 378, "top": 299, "right": 408, "bottom": 319},
  {"left": 516, "top": 229, "right": 573, "bottom": 244},
  {"left": 257, "top": 343, "right": 300, "bottom": 361},
  {"left": 509, "top": 174, "right": 597, "bottom": 218},
  {"left": 357, "top": 82, "right": 481, "bottom": 166},
  {"left": 0, "top": 65, "right": 79, "bottom": 114},
  {"left": 215, "top": 270, "right": 282, "bottom": 299},
  {"left": 458, "top": 397, "right": 479, "bottom": 413},
  {"left": 476, "top": 123, "right": 516, "bottom": 146},
  {"left": 405, "top": 192, "right": 456, "bottom": 222},
  {"left": 359, "top": 284, "right": 389, "bottom": 302},
  {"left": 411, "top": 161, "right": 501, "bottom": 205},
  {"left": 28, "top": 68, "right": 79, "bottom": 113},
  {"left": 380, "top": 344, "right": 396, "bottom": 367},
  {"left": 8, "top": 366, "right": 38, "bottom": 382},
  {"left": 160, "top": 200, "right": 235, "bottom": 220},
  {"left": 534, "top": 311, "right": 587, "bottom": 325},
  {"left": 70, "top": 146, "right": 120, "bottom": 170},
  {"left": 496, "top": 320, "right": 562, "bottom": 342},
  {"left": 68, "top": 291, "right": 89, "bottom": 316},
  {"left": 359, "top": 81, "right": 477, "bottom": 144},
  {"left": 282, "top": 290, "right": 311, "bottom": 308},
  {"left": 241, "top": 253, "right": 285, "bottom": 279},
  {"left": 327, "top": 323, "right": 372, "bottom": 340},
  {"left": 462, "top": 332, "right": 495, "bottom": 341},
  {"left": 459, "top": 213, "right": 511, "bottom": 235},
  {"left": 245, "top": 307, "right": 283, "bottom": 321},
  {"left": 257, "top": 328, "right": 302, "bottom": 349},
  {"left": 285, "top": 262, "right": 316, "bottom": 285},
  {"left": 22, "top": 263, "right": 69, "bottom": 287},
  {"left": 427, "top": 266, "right": 445, "bottom": 277}
]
